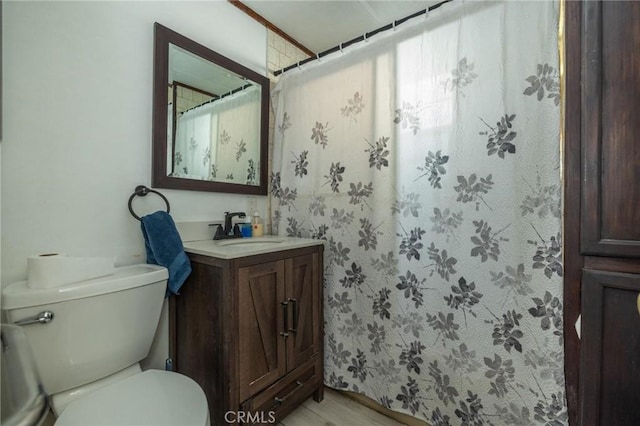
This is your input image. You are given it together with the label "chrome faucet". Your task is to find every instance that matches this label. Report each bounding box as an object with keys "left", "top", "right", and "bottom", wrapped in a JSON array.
[{"left": 213, "top": 211, "right": 246, "bottom": 240}]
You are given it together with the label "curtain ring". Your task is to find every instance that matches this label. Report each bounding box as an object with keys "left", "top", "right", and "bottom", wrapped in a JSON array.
[
  {"left": 339, "top": 43, "right": 344, "bottom": 53},
  {"left": 316, "top": 53, "right": 322, "bottom": 62},
  {"left": 424, "top": 8, "right": 429, "bottom": 19},
  {"left": 297, "top": 61, "right": 301, "bottom": 70},
  {"left": 363, "top": 32, "right": 368, "bottom": 42},
  {"left": 392, "top": 20, "right": 397, "bottom": 31}
]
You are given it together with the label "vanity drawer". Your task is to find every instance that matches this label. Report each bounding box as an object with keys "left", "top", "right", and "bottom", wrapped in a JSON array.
[{"left": 240, "top": 356, "right": 321, "bottom": 424}]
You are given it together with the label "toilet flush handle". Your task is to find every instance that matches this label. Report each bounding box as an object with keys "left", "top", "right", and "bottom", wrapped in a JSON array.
[{"left": 14, "top": 311, "right": 54, "bottom": 326}]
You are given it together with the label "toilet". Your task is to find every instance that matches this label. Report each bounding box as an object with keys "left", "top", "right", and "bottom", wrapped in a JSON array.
[{"left": 2, "top": 264, "right": 209, "bottom": 426}]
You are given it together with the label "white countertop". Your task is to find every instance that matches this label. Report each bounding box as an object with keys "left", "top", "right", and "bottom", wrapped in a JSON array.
[{"left": 183, "top": 236, "right": 324, "bottom": 260}]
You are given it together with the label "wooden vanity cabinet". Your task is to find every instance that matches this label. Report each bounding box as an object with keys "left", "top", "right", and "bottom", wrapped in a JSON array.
[{"left": 169, "top": 244, "right": 324, "bottom": 425}]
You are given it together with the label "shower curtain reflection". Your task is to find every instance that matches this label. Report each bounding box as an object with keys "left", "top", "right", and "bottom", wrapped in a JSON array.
[{"left": 172, "top": 85, "right": 261, "bottom": 185}]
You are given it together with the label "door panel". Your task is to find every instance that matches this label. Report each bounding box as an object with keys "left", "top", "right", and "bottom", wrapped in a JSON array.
[
  {"left": 285, "top": 253, "right": 320, "bottom": 372},
  {"left": 581, "top": 0, "right": 640, "bottom": 257},
  {"left": 580, "top": 269, "right": 640, "bottom": 425},
  {"left": 238, "top": 261, "right": 286, "bottom": 401}
]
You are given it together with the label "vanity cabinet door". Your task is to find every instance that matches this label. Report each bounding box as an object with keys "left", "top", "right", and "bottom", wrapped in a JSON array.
[
  {"left": 285, "top": 253, "right": 320, "bottom": 372},
  {"left": 238, "top": 261, "right": 287, "bottom": 402}
]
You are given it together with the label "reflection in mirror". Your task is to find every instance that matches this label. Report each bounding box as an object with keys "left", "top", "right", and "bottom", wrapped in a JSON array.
[{"left": 153, "top": 23, "right": 269, "bottom": 194}]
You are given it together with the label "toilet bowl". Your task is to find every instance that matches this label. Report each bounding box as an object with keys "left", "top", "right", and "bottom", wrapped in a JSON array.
[
  {"left": 54, "top": 369, "right": 208, "bottom": 426},
  {"left": 2, "top": 264, "right": 209, "bottom": 426}
]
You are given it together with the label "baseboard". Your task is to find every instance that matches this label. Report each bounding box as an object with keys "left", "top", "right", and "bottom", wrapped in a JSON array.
[{"left": 340, "top": 389, "right": 430, "bottom": 426}]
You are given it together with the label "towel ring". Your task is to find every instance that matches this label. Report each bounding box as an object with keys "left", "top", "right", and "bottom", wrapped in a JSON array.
[{"left": 128, "top": 185, "right": 170, "bottom": 221}]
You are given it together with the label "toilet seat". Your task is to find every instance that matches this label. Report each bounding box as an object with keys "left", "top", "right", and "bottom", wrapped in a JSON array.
[{"left": 54, "top": 370, "right": 209, "bottom": 426}]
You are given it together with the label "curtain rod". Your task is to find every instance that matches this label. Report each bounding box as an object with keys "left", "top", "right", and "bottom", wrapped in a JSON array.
[
  {"left": 179, "top": 83, "right": 254, "bottom": 115},
  {"left": 274, "top": 0, "right": 454, "bottom": 77}
]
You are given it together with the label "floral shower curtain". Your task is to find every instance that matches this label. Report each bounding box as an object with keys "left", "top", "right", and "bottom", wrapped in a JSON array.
[{"left": 272, "top": 1, "right": 565, "bottom": 424}]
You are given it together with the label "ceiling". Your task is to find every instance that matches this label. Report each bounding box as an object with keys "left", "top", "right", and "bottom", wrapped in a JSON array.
[
  {"left": 241, "top": 0, "right": 444, "bottom": 53},
  {"left": 170, "top": 45, "right": 250, "bottom": 97}
]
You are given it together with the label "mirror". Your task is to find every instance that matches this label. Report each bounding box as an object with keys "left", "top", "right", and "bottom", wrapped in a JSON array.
[{"left": 152, "top": 23, "right": 269, "bottom": 194}]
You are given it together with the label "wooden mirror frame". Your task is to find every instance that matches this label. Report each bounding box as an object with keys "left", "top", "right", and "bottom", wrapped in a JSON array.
[{"left": 152, "top": 23, "right": 269, "bottom": 195}]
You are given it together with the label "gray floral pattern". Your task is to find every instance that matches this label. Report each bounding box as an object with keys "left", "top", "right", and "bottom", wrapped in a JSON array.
[
  {"left": 417, "top": 150, "right": 449, "bottom": 188},
  {"left": 278, "top": 112, "right": 292, "bottom": 134},
  {"left": 445, "top": 57, "right": 478, "bottom": 96},
  {"left": 341, "top": 92, "right": 365, "bottom": 121},
  {"left": 524, "top": 63, "right": 560, "bottom": 106},
  {"left": 311, "top": 121, "right": 332, "bottom": 149},
  {"left": 479, "top": 114, "right": 518, "bottom": 159},
  {"left": 272, "top": 1, "right": 564, "bottom": 424},
  {"left": 394, "top": 101, "right": 423, "bottom": 135}
]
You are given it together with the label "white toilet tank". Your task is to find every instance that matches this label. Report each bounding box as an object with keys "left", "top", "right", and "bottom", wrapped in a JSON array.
[{"left": 2, "top": 264, "right": 168, "bottom": 396}]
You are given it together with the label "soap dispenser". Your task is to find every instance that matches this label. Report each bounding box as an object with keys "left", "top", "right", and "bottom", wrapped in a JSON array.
[{"left": 251, "top": 212, "right": 264, "bottom": 237}]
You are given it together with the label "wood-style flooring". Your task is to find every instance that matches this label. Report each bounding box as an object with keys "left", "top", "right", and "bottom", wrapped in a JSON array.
[
  {"left": 41, "top": 387, "right": 408, "bottom": 426},
  {"left": 280, "top": 388, "right": 405, "bottom": 426}
]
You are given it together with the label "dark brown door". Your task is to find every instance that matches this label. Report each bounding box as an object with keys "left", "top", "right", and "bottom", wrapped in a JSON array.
[
  {"left": 238, "top": 261, "right": 286, "bottom": 401},
  {"left": 285, "top": 253, "right": 320, "bottom": 372},
  {"left": 580, "top": 270, "right": 640, "bottom": 425},
  {"left": 566, "top": 1, "right": 640, "bottom": 423}
]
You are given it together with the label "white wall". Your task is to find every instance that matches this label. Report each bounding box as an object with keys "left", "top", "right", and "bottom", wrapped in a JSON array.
[{"left": 2, "top": 1, "right": 268, "bottom": 286}]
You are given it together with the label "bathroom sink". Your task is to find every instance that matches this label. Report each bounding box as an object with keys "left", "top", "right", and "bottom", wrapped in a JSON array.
[
  {"left": 217, "top": 237, "right": 285, "bottom": 247},
  {"left": 183, "top": 237, "right": 324, "bottom": 259}
]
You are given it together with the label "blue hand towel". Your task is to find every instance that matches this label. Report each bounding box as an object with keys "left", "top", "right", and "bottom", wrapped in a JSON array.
[{"left": 140, "top": 211, "right": 191, "bottom": 296}]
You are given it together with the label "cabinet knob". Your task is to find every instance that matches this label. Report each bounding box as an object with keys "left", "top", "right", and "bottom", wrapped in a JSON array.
[{"left": 274, "top": 397, "right": 284, "bottom": 406}]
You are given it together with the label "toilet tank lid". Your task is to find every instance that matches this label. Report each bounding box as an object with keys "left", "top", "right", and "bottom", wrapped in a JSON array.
[{"left": 2, "top": 264, "right": 168, "bottom": 310}]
